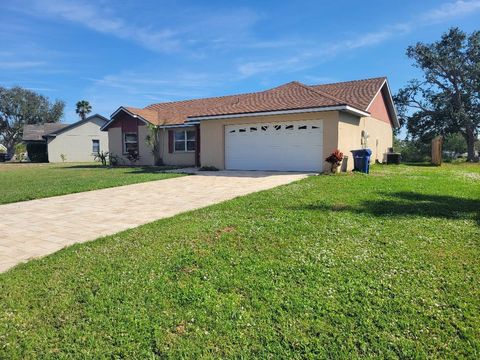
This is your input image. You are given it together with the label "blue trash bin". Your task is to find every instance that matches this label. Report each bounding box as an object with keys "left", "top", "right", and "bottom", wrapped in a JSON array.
[{"left": 351, "top": 149, "right": 372, "bottom": 174}]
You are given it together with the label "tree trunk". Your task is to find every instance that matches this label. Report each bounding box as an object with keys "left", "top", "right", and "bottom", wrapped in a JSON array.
[{"left": 465, "top": 126, "right": 477, "bottom": 162}]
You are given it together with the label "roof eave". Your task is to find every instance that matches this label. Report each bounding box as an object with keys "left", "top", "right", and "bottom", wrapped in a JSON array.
[{"left": 186, "top": 105, "right": 370, "bottom": 122}]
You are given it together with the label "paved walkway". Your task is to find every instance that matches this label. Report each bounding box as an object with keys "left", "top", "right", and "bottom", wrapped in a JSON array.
[{"left": 0, "top": 171, "right": 309, "bottom": 272}]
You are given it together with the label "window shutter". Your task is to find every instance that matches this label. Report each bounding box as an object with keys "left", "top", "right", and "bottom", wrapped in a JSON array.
[{"left": 168, "top": 130, "right": 174, "bottom": 153}]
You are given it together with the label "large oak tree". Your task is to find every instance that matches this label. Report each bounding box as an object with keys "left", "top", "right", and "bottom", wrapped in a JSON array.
[
  {"left": 395, "top": 28, "right": 480, "bottom": 161},
  {"left": 0, "top": 86, "right": 64, "bottom": 157}
]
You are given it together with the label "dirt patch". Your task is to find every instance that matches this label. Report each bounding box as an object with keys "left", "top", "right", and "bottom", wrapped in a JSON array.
[{"left": 214, "top": 226, "right": 236, "bottom": 240}]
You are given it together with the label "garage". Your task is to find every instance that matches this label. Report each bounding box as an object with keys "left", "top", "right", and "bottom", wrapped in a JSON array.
[{"left": 225, "top": 119, "right": 323, "bottom": 171}]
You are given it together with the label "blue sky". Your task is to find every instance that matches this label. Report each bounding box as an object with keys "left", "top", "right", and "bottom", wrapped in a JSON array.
[{"left": 1, "top": 0, "right": 479, "bottom": 124}]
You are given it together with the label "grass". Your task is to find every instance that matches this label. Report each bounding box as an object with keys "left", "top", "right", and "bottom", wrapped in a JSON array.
[
  {"left": 0, "top": 162, "right": 183, "bottom": 204},
  {"left": 1, "top": 163, "right": 479, "bottom": 358}
]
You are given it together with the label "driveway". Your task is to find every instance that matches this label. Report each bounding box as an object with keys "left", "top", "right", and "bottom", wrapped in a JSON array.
[{"left": 0, "top": 171, "right": 309, "bottom": 272}]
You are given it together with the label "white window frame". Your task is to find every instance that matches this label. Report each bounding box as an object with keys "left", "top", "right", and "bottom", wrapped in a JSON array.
[
  {"left": 174, "top": 129, "right": 196, "bottom": 153},
  {"left": 92, "top": 139, "right": 100, "bottom": 154},
  {"left": 123, "top": 132, "right": 138, "bottom": 154}
]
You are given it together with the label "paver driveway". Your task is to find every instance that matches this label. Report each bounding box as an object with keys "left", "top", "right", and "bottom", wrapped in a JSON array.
[{"left": 0, "top": 171, "right": 308, "bottom": 272}]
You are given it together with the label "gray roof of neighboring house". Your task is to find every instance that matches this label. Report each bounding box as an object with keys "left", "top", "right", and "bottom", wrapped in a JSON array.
[
  {"left": 22, "top": 123, "right": 68, "bottom": 142},
  {"left": 43, "top": 114, "right": 109, "bottom": 138}
]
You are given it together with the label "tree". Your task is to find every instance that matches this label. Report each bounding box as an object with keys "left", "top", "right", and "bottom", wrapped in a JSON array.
[
  {"left": 145, "top": 123, "right": 163, "bottom": 165},
  {"left": 0, "top": 86, "right": 64, "bottom": 157},
  {"left": 443, "top": 132, "right": 467, "bottom": 156},
  {"left": 75, "top": 100, "right": 92, "bottom": 120},
  {"left": 395, "top": 28, "right": 480, "bottom": 162}
]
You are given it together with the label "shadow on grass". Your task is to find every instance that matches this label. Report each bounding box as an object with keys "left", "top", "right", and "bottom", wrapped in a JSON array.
[
  {"left": 56, "top": 165, "right": 179, "bottom": 174},
  {"left": 57, "top": 165, "right": 103, "bottom": 169},
  {"left": 297, "top": 191, "right": 480, "bottom": 225}
]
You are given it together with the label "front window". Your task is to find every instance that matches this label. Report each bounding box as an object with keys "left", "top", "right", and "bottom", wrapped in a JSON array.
[
  {"left": 124, "top": 132, "right": 138, "bottom": 153},
  {"left": 174, "top": 130, "right": 196, "bottom": 152},
  {"left": 92, "top": 139, "right": 100, "bottom": 154}
]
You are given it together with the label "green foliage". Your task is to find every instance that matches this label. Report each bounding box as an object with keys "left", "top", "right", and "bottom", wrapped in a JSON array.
[
  {"left": 75, "top": 100, "right": 92, "bottom": 120},
  {"left": 108, "top": 153, "right": 121, "bottom": 166},
  {"left": 126, "top": 150, "right": 140, "bottom": 164},
  {"left": 60, "top": 153, "right": 67, "bottom": 163},
  {"left": 0, "top": 163, "right": 183, "bottom": 204},
  {"left": 25, "top": 142, "right": 48, "bottom": 162},
  {"left": 0, "top": 164, "right": 479, "bottom": 357},
  {"left": 145, "top": 123, "right": 162, "bottom": 165},
  {"left": 395, "top": 28, "right": 480, "bottom": 161},
  {"left": 444, "top": 132, "right": 468, "bottom": 156},
  {"left": 15, "top": 143, "right": 27, "bottom": 155},
  {"left": 0, "top": 86, "right": 64, "bottom": 156},
  {"left": 94, "top": 151, "right": 109, "bottom": 166},
  {"left": 393, "top": 137, "right": 430, "bottom": 162}
]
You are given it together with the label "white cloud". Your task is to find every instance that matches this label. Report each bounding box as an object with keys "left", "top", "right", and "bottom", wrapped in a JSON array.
[
  {"left": 0, "top": 61, "right": 45, "bottom": 69},
  {"left": 11, "top": 0, "right": 267, "bottom": 54},
  {"left": 27, "top": 0, "right": 181, "bottom": 53},
  {"left": 238, "top": 57, "right": 304, "bottom": 77},
  {"left": 422, "top": 0, "right": 480, "bottom": 22},
  {"left": 236, "top": 0, "right": 480, "bottom": 78}
]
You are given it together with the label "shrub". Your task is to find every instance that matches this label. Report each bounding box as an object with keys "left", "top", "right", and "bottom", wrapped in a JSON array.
[
  {"left": 126, "top": 150, "right": 140, "bottom": 164},
  {"left": 199, "top": 165, "right": 219, "bottom": 171},
  {"left": 109, "top": 153, "right": 121, "bottom": 166},
  {"left": 325, "top": 150, "right": 344, "bottom": 172},
  {"left": 14, "top": 143, "right": 26, "bottom": 161},
  {"left": 94, "top": 151, "right": 109, "bottom": 166}
]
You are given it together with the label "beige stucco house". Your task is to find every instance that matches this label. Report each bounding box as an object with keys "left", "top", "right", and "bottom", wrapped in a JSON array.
[
  {"left": 45, "top": 114, "right": 109, "bottom": 163},
  {"left": 101, "top": 77, "right": 399, "bottom": 172}
]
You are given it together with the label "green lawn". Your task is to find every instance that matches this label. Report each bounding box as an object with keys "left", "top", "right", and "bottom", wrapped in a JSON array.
[
  {"left": 1, "top": 164, "right": 479, "bottom": 358},
  {"left": 0, "top": 162, "right": 183, "bottom": 204}
]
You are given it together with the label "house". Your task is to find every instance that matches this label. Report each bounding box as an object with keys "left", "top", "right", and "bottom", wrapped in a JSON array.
[
  {"left": 101, "top": 77, "right": 399, "bottom": 171},
  {"left": 0, "top": 144, "right": 6, "bottom": 153},
  {"left": 23, "top": 123, "right": 69, "bottom": 162},
  {"left": 44, "top": 114, "right": 109, "bottom": 162},
  {"left": 23, "top": 114, "right": 109, "bottom": 162}
]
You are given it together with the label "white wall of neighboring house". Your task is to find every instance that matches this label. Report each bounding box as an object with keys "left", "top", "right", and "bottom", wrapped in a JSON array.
[{"left": 47, "top": 116, "right": 109, "bottom": 162}]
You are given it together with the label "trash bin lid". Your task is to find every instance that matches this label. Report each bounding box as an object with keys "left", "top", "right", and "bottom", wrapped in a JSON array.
[{"left": 351, "top": 148, "right": 372, "bottom": 156}]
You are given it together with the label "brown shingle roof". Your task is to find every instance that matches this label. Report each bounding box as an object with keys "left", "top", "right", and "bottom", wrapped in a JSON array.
[
  {"left": 311, "top": 77, "right": 386, "bottom": 110},
  {"left": 117, "top": 77, "right": 388, "bottom": 126},
  {"left": 22, "top": 123, "right": 68, "bottom": 141}
]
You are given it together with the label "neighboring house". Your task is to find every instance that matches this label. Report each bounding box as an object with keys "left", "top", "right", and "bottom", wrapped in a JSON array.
[
  {"left": 0, "top": 144, "right": 6, "bottom": 153},
  {"left": 23, "top": 123, "right": 69, "bottom": 161},
  {"left": 44, "top": 114, "right": 109, "bottom": 162},
  {"left": 22, "top": 114, "right": 109, "bottom": 162},
  {"left": 101, "top": 77, "right": 399, "bottom": 171}
]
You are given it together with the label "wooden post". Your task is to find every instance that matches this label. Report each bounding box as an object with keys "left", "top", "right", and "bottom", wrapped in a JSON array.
[{"left": 431, "top": 136, "right": 443, "bottom": 166}]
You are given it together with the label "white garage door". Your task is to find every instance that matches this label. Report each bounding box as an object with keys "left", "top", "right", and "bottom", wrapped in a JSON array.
[{"left": 225, "top": 119, "right": 323, "bottom": 171}]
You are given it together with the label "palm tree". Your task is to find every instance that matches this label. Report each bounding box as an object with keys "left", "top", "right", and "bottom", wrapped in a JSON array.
[{"left": 75, "top": 100, "right": 92, "bottom": 120}]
